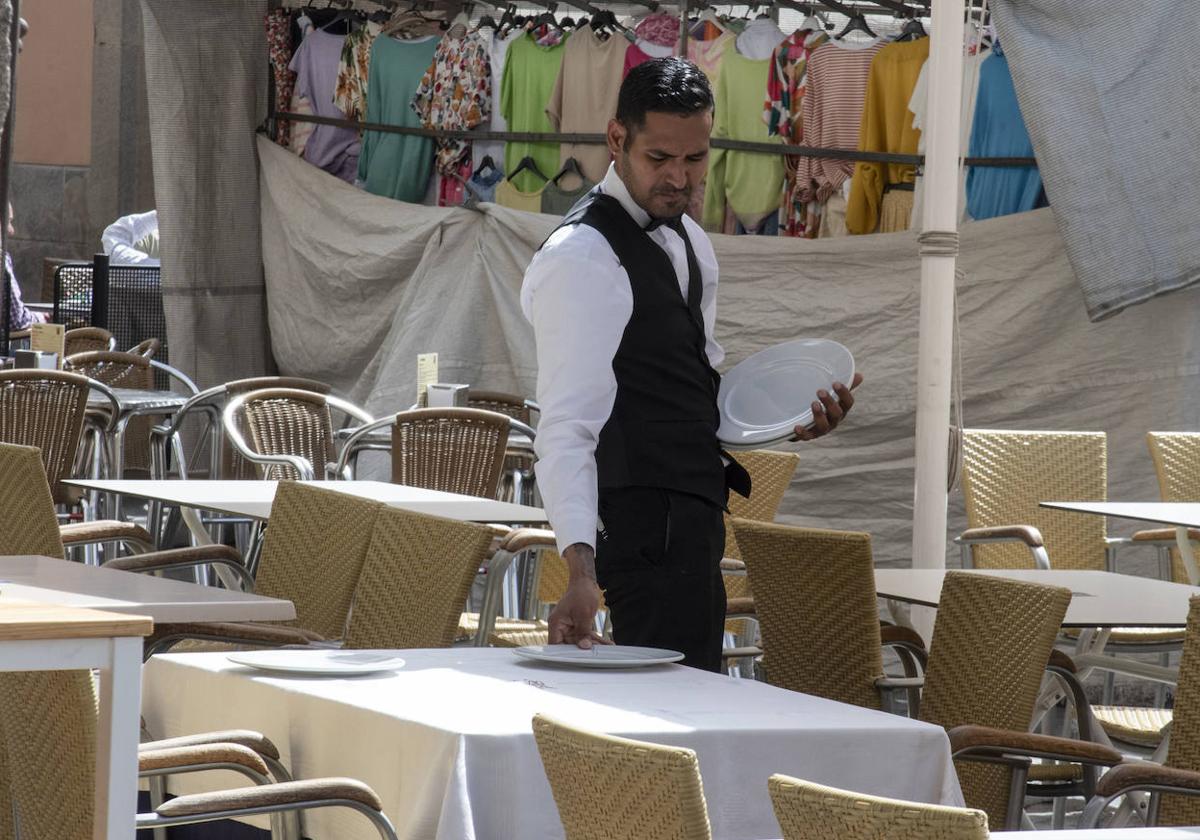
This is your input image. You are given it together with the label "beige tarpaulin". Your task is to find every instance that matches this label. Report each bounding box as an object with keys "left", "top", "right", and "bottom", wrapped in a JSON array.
[{"left": 259, "top": 135, "right": 1200, "bottom": 566}]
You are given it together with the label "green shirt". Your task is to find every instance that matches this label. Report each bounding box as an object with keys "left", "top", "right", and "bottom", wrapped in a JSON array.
[
  {"left": 500, "top": 34, "right": 565, "bottom": 193},
  {"left": 359, "top": 35, "right": 439, "bottom": 202},
  {"left": 703, "top": 50, "right": 785, "bottom": 229}
]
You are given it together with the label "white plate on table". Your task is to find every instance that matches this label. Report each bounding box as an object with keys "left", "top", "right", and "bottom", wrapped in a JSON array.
[
  {"left": 513, "top": 644, "right": 685, "bottom": 668},
  {"left": 227, "top": 650, "right": 405, "bottom": 676},
  {"left": 718, "top": 338, "right": 855, "bottom": 449}
]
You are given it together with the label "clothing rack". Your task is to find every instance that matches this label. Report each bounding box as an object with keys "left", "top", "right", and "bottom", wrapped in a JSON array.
[{"left": 273, "top": 110, "right": 1038, "bottom": 168}]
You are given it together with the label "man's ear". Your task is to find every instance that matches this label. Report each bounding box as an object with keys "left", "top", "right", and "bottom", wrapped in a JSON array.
[{"left": 606, "top": 118, "right": 627, "bottom": 158}]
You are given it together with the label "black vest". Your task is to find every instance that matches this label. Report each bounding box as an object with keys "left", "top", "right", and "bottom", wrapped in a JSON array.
[{"left": 547, "top": 191, "right": 749, "bottom": 507}]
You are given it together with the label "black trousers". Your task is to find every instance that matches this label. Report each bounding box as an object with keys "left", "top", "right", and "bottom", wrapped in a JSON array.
[{"left": 595, "top": 486, "right": 727, "bottom": 672}]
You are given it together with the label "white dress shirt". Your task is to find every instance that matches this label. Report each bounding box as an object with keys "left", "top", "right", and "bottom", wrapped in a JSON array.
[
  {"left": 521, "top": 164, "right": 723, "bottom": 554},
  {"left": 101, "top": 210, "right": 160, "bottom": 266}
]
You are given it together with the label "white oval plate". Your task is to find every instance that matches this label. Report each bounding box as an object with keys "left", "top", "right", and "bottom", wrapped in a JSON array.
[
  {"left": 513, "top": 644, "right": 685, "bottom": 669},
  {"left": 718, "top": 338, "right": 855, "bottom": 449},
  {"left": 227, "top": 650, "right": 405, "bottom": 676}
]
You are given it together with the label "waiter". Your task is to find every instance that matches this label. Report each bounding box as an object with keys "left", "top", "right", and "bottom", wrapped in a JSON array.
[{"left": 521, "top": 58, "right": 861, "bottom": 671}]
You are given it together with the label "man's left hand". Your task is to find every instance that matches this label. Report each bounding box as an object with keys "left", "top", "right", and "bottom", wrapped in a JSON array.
[{"left": 792, "top": 373, "right": 863, "bottom": 441}]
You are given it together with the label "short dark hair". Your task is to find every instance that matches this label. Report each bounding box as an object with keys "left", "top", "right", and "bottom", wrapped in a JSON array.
[{"left": 615, "top": 57, "right": 713, "bottom": 137}]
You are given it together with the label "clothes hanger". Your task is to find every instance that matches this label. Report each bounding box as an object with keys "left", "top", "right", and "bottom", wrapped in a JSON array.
[
  {"left": 834, "top": 11, "right": 876, "bottom": 40},
  {"left": 894, "top": 16, "right": 927, "bottom": 41},
  {"left": 551, "top": 158, "right": 586, "bottom": 187},
  {"left": 507, "top": 156, "right": 550, "bottom": 185},
  {"left": 474, "top": 155, "right": 499, "bottom": 179}
]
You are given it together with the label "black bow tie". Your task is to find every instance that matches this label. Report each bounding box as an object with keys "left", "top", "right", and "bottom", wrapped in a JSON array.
[{"left": 644, "top": 215, "right": 685, "bottom": 233}]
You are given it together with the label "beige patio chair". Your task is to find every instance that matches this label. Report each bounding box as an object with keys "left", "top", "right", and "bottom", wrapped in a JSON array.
[
  {"left": 532, "top": 713, "right": 712, "bottom": 840},
  {"left": 63, "top": 326, "right": 115, "bottom": 356},
  {"left": 0, "top": 369, "right": 103, "bottom": 507},
  {"left": 343, "top": 506, "right": 498, "bottom": 648},
  {"left": 768, "top": 774, "right": 989, "bottom": 840},
  {"left": 66, "top": 349, "right": 159, "bottom": 475},
  {"left": 128, "top": 337, "right": 160, "bottom": 358},
  {"left": 0, "top": 668, "right": 398, "bottom": 839},
  {"left": 466, "top": 390, "right": 537, "bottom": 426},
  {"left": 222, "top": 387, "right": 373, "bottom": 481},
  {"left": 1081, "top": 596, "right": 1200, "bottom": 827},
  {"left": 144, "top": 481, "right": 384, "bottom": 655},
  {"left": 465, "top": 390, "right": 540, "bottom": 504}
]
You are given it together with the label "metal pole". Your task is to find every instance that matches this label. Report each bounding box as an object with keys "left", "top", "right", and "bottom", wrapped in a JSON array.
[
  {"left": 0, "top": 0, "right": 18, "bottom": 358},
  {"left": 911, "top": 0, "right": 965, "bottom": 572}
]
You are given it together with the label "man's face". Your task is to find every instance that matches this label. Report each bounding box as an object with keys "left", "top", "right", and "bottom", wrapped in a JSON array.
[{"left": 608, "top": 109, "right": 712, "bottom": 220}]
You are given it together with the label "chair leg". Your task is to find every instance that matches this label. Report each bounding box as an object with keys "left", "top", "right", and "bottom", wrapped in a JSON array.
[{"left": 147, "top": 776, "right": 169, "bottom": 840}]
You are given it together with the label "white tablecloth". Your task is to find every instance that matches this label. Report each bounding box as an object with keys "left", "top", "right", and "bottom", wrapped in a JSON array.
[{"left": 142, "top": 649, "right": 962, "bottom": 840}]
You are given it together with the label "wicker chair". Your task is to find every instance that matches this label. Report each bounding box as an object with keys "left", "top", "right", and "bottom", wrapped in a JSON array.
[
  {"left": 532, "top": 713, "right": 712, "bottom": 840},
  {"left": 0, "top": 369, "right": 93, "bottom": 506},
  {"left": 1081, "top": 595, "right": 1200, "bottom": 828},
  {"left": 128, "top": 337, "right": 160, "bottom": 358},
  {"left": 223, "top": 387, "right": 373, "bottom": 481},
  {"left": 466, "top": 390, "right": 537, "bottom": 426},
  {"left": 63, "top": 326, "right": 115, "bottom": 356},
  {"left": 1140, "top": 431, "right": 1200, "bottom": 584},
  {"left": 0, "top": 668, "right": 398, "bottom": 839},
  {"left": 145, "top": 481, "right": 384, "bottom": 655},
  {"left": 343, "top": 506, "right": 498, "bottom": 648},
  {"left": 768, "top": 775, "right": 989, "bottom": 840}
]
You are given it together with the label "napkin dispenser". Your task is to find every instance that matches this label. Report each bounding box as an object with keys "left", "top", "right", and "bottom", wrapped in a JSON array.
[
  {"left": 13, "top": 350, "right": 58, "bottom": 370},
  {"left": 426, "top": 383, "right": 470, "bottom": 408}
]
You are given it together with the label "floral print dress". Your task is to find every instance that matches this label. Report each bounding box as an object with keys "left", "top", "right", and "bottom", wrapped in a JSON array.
[
  {"left": 411, "top": 32, "right": 492, "bottom": 176},
  {"left": 265, "top": 10, "right": 297, "bottom": 147}
]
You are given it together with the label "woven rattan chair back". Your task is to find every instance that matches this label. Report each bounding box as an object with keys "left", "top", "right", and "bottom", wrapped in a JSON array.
[
  {"left": 1158, "top": 595, "right": 1200, "bottom": 824},
  {"left": 722, "top": 450, "right": 801, "bottom": 610},
  {"left": 63, "top": 326, "right": 114, "bottom": 356},
  {"left": 0, "top": 370, "right": 90, "bottom": 505},
  {"left": 532, "top": 714, "right": 712, "bottom": 840},
  {"left": 466, "top": 390, "right": 532, "bottom": 426},
  {"left": 731, "top": 521, "right": 882, "bottom": 708},
  {"left": 0, "top": 667, "right": 97, "bottom": 838},
  {"left": 920, "top": 571, "right": 1071, "bottom": 828},
  {"left": 65, "top": 350, "right": 157, "bottom": 473},
  {"left": 220, "top": 377, "right": 331, "bottom": 480},
  {"left": 768, "top": 774, "right": 989, "bottom": 840},
  {"left": 961, "top": 430, "right": 1107, "bottom": 570},
  {"left": 236, "top": 388, "right": 338, "bottom": 481},
  {"left": 0, "top": 443, "right": 66, "bottom": 559},
  {"left": 344, "top": 506, "right": 496, "bottom": 648},
  {"left": 391, "top": 408, "right": 510, "bottom": 499},
  {"left": 1148, "top": 432, "right": 1200, "bottom": 583},
  {"left": 254, "top": 482, "right": 383, "bottom": 639},
  {"left": 128, "top": 337, "right": 160, "bottom": 358}
]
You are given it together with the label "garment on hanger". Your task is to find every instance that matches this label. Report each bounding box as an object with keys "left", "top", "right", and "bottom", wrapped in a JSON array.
[
  {"left": 438, "top": 158, "right": 475, "bottom": 207},
  {"left": 412, "top": 31, "right": 491, "bottom": 176},
  {"left": 288, "top": 93, "right": 315, "bottom": 158},
  {"left": 623, "top": 39, "right": 674, "bottom": 78},
  {"left": 289, "top": 29, "right": 361, "bottom": 182},
  {"left": 495, "top": 179, "right": 546, "bottom": 212},
  {"left": 634, "top": 12, "right": 679, "bottom": 47},
  {"left": 877, "top": 188, "right": 914, "bottom": 233},
  {"left": 358, "top": 35, "right": 440, "bottom": 202},
  {"left": 846, "top": 37, "right": 929, "bottom": 234},
  {"left": 966, "top": 42, "right": 1045, "bottom": 221},
  {"left": 501, "top": 33, "right": 565, "bottom": 193},
  {"left": 795, "top": 39, "right": 885, "bottom": 205},
  {"left": 734, "top": 17, "right": 785, "bottom": 61},
  {"left": 265, "top": 11, "right": 297, "bottom": 147},
  {"left": 703, "top": 50, "right": 785, "bottom": 231},
  {"left": 467, "top": 162, "right": 505, "bottom": 203},
  {"left": 472, "top": 28, "right": 523, "bottom": 174},
  {"left": 334, "top": 21, "right": 382, "bottom": 123},
  {"left": 686, "top": 31, "right": 735, "bottom": 84},
  {"left": 545, "top": 27, "right": 627, "bottom": 183},
  {"left": 540, "top": 176, "right": 596, "bottom": 216},
  {"left": 908, "top": 45, "right": 990, "bottom": 224},
  {"left": 765, "top": 24, "right": 828, "bottom": 237}
]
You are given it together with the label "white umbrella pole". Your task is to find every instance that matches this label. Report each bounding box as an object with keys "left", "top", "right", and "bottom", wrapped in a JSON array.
[{"left": 912, "top": 0, "right": 966, "bottom": 571}]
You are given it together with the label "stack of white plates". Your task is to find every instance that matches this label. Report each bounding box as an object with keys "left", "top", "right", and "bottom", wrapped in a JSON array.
[{"left": 717, "top": 338, "right": 855, "bottom": 450}]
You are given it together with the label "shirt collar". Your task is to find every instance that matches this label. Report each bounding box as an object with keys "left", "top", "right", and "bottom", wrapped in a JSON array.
[{"left": 599, "top": 163, "right": 652, "bottom": 229}]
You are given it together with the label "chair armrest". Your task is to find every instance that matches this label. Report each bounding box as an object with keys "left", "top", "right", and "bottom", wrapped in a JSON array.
[
  {"left": 499, "top": 528, "right": 557, "bottom": 553},
  {"left": 103, "top": 545, "right": 254, "bottom": 591},
  {"left": 949, "top": 724, "right": 1123, "bottom": 767},
  {"left": 875, "top": 675, "right": 925, "bottom": 690},
  {"left": 152, "top": 777, "right": 384, "bottom": 818},
  {"left": 958, "top": 525, "right": 1050, "bottom": 570},
  {"left": 1095, "top": 760, "right": 1200, "bottom": 799},
  {"left": 60, "top": 520, "right": 154, "bottom": 551},
  {"left": 722, "top": 645, "right": 761, "bottom": 660},
  {"left": 725, "top": 596, "right": 755, "bottom": 617},
  {"left": 1133, "top": 527, "right": 1200, "bottom": 543},
  {"left": 145, "top": 621, "right": 322, "bottom": 657},
  {"left": 141, "top": 729, "right": 281, "bottom": 761},
  {"left": 880, "top": 624, "right": 926, "bottom": 650},
  {"left": 719, "top": 557, "right": 746, "bottom": 574},
  {"left": 139, "top": 743, "right": 269, "bottom": 778},
  {"left": 1048, "top": 648, "right": 1077, "bottom": 673}
]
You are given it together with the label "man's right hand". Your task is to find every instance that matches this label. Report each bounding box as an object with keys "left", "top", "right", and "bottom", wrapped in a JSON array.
[{"left": 547, "top": 543, "right": 607, "bottom": 649}]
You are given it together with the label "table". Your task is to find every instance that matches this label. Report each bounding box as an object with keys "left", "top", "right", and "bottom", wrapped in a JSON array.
[
  {"left": 1042, "top": 501, "right": 1200, "bottom": 585},
  {"left": 1004, "top": 830, "right": 1200, "bottom": 839},
  {"left": 0, "top": 599, "right": 151, "bottom": 839},
  {"left": 142, "top": 648, "right": 963, "bottom": 840},
  {"left": 0, "top": 555, "right": 294, "bottom": 623}
]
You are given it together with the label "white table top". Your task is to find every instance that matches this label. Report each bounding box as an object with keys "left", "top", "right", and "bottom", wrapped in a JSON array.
[
  {"left": 63, "top": 479, "right": 548, "bottom": 524},
  {"left": 86, "top": 388, "right": 189, "bottom": 411},
  {"left": 0, "top": 555, "right": 294, "bottom": 623},
  {"left": 1003, "top": 831, "right": 1200, "bottom": 839},
  {"left": 142, "top": 648, "right": 962, "bottom": 840},
  {"left": 1042, "top": 501, "right": 1200, "bottom": 529},
  {"left": 875, "top": 568, "right": 1200, "bottom": 628}
]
